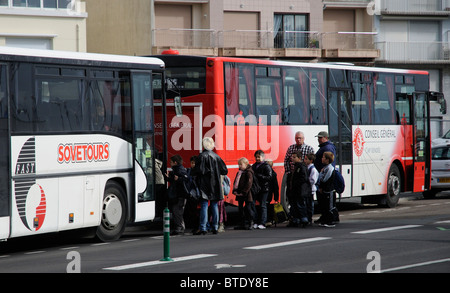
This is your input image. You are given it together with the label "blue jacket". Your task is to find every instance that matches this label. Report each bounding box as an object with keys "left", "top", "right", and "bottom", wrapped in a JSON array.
[{"left": 314, "top": 141, "right": 336, "bottom": 172}]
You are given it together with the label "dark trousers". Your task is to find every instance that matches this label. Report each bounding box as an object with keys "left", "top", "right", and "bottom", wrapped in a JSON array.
[
  {"left": 237, "top": 198, "right": 256, "bottom": 227},
  {"left": 317, "top": 190, "right": 335, "bottom": 224}
]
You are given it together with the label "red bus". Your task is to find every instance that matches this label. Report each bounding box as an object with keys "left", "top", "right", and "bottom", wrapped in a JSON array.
[{"left": 155, "top": 53, "right": 436, "bottom": 210}]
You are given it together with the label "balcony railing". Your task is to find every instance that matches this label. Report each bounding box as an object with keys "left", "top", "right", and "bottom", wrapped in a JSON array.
[
  {"left": 152, "top": 29, "right": 376, "bottom": 50},
  {"left": 376, "top": 41, "right": 450, "bottom": 63},
  {"left": 322, "top": 32, "right": 377, "bottom": 50},
  {"left": 380, "top": 0, "right": 450, "bottom": 14}
]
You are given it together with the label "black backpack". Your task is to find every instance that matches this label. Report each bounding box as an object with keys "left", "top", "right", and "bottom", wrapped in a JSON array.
[
  {"left": 250, "top": 171, "right": 261, "bottom": 195},
  {"left": 182, "top": 170, "right": 201, "bottom": 201}
]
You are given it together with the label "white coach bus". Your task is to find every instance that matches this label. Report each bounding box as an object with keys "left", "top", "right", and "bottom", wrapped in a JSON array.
[{"left": 0, "top": 47, "right": 166, "bottom": 241}]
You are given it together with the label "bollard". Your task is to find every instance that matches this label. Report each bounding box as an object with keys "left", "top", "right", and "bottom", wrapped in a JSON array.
[{"left": 160, "top": 207, "right": 173, "bottom": 261}]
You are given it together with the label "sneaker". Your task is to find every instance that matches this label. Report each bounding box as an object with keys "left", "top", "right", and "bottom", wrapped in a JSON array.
[
  {"left": 253, "top": 223, "right": 258, "bottom": 229},
  {"left": 257, "top": 224, "right": 266, "bottom": 229},
  {"left": 320, "top": 223, "right": 335, "bottom": 228},
  {"left": 218, "top": 223, "right": 225, "bottom": 233}
]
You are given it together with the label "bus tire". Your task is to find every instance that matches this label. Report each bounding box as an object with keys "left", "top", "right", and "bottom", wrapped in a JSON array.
[
  {"left": 96, "top": 181, "right": 127, "bottom": 242},
  {"left": 385, "top": 164, "right": 401, "bottom": 208},
  {"left": 280, "top": 173, "right": 291, "bottom": 214}
]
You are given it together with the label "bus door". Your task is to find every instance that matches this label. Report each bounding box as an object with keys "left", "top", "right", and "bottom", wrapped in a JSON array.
[
  {"left": 328, "top": 89, "right": 352, "bottom": 198},
  {"left": 0, "top": 64, "right": 9, "bottom": 240},
  {"left": 412, "top": 92, "right": 429, "bottom": 192},
  {"left": 130, "top": 71, "right": 155, "bottom": 222}
]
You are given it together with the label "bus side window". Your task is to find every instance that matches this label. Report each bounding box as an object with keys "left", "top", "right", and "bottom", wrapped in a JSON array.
[
  {"left": 374, "top": 73, "right": 396, "bottom": 125},
  {"left": 89, "top": 79, "right": 125, "bottom": 133},
  {"left": 255, "top": 78, "right": 281, "bottom": 125},
  {"left": 11, "top": 63, "right": 35, "bottom": 133},
  {"left": 310, "top": 69, "right": 327, "bottom": 125},
  {"left": 283, "top": 67, "right": 310, "bottom": 125},
  {"left": 225, "top": 62, "right": 255, "bottom": 124},
  {"left": 36, "top": 78, "right": 85, "bottom": 132}
]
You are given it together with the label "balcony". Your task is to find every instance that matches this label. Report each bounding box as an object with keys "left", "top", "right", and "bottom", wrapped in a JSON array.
[
  {"left": 151, "top": 28, "right": 379, "bottom": 60},
  {"left": 322, "top": 32, "right": 379, "bottom": 59},
  {"left": 323, "top": 0, "right": 372, "bottom": 8},
  {"left": 376, "top": 41, "right": 450, "bottom": 64},
  {"left": 379, "top": 0, "right": 450, "bottom": 16}
]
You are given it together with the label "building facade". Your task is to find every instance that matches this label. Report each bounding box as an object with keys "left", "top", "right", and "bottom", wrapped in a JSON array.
[
  {"left": 0, "top": 0, "right": 87, "bottom": 52},
  {"left": 86, "top": 0, "right": 378, "bottom": 63},
  {"left": 373, "top": 0, "right": 450, "bottom": 137},
  {"left": 85, "top": 0, "right": 449, "bottom": 136}
]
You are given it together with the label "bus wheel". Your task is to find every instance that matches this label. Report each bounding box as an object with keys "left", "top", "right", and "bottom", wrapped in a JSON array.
[
  {"left": 385, "top": 164, "right": 401, "bottom": 208},
  {"left": 280, "top": 173, "right": 291, "bottom": 215},
  {"left": 96, "top": 181, "right": 127, "bottom": 242}
]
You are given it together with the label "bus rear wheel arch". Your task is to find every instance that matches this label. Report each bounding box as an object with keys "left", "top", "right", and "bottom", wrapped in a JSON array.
[{"left": 96, "top": 181, "right": 128, "bottom": 242}]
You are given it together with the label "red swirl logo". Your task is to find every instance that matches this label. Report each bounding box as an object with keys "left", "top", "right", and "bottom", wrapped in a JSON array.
[{"left": 353, "top": 127, "right": 365, "bottom": 157}]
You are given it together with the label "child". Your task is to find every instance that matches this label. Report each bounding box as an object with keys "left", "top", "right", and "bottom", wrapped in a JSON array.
[
  {"left": 288, "top": 151, "right": 310, "bottom": 227},
  {"left": 252, "top": 150, "right": 272, "bottom": 229},
  {"left": 232, "top": 157, "right": 256, "bottom": 230},
  {"left": 316, "top": 151, "right": 336, "bottom": 227},
  {"left": 166, "top": 154, "right": 188, "bottom": 235},
  {"left": 266, "top": 160, "right": 279, "bottom": 226},
  {"left": 304, "top": 153, "right": 318, "bottom": 225},
  {"left": 184, "top": 156, "right": 200, "bottom": 233}
]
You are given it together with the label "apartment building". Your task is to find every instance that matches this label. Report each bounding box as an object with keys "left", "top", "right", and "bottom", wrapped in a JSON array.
[
  {"left": 86, "top": 0, "right": 378, "bottom": 63},
  {"left": 84, "top": 0, "right": 448, "bottom": 135},
  {"left": 0, "top": 0, "right": 87, "bottom": 51},
  {"left": 373, "top": 0, "right": 450, "bottom": 136}
]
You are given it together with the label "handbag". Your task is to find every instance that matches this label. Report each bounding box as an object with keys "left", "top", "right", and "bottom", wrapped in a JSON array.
[{"left": 273, "top": 202, "right": 287, "bottom": 224}]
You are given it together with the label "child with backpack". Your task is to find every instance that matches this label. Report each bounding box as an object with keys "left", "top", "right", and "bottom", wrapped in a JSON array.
[
  {"left": 232, "top": 157, "right": 256, "bottom": 230},
  {"left": 316, "top": 151, "right": 336, "bottom": 227}
]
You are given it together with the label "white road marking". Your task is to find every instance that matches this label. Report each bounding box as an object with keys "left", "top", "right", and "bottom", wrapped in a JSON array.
[
  {"left": 434, "top": 220, "right": 450, "bottom": 224},
  {"left": 243, "top": 237, "right": 331, "bottom": 250},
  {"left": 24, "top": 251, "right": 45, "bottom": 255},
  {"left": 103, "top": 254, "right": 218, "bottom": 271},
  {"left": 351, "top": 224, "right": 423, "bottom": 234},
  {"left": 380, "top": 258, "right": 450, "bottom": 273}
]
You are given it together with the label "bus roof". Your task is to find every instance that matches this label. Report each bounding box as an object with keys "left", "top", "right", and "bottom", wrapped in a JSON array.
[
  {"left": 155, "top": 54, "right": 428, "bottom": 76},
  {"left": 0, "top": 46, "right": 165, "bottom": 68}
]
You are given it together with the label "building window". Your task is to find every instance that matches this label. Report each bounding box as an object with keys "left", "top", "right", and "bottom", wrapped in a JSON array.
[
  {"left": 274, "top": 14, "right": 309, "bottom": 48},
  {"left": 13, "top": 0, "right": 39, "bottom": 7},
  {"left": 1, "top": 0, "right": 71, "bottom": 9}
]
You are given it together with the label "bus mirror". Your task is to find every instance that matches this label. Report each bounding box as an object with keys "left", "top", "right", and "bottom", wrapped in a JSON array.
[{"left": 174, "top": 96, "right": 182, "bottom": 117}]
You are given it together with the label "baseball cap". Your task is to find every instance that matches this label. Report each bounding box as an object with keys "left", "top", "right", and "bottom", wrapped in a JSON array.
[{"left": 316, "top": 131, "right": 329, "bottom": 138}]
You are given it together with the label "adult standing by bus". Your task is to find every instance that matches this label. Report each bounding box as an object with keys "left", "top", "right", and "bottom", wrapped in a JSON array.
[
  {"left": 284, "top": 131, "right": 314, "bottom": 174},
  {"left": 192, "top": 137, "right": 228, "bottom": 235},
  {"left": 314, "top": 131, "right": 336, "bottom": 171}
]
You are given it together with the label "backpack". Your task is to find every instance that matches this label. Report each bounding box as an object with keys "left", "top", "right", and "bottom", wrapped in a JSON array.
[
  {"left": 333, "top": 168, "right": 345, "bottom": 194},
  {"left": 222, "top": 175, "right": 231, "bottom": 195},
  {"left": 183, "top": 170, "right": 201, "bottom": 201},
  {"left": 250, "top": 171, "right": 261, "bottom": 195}
]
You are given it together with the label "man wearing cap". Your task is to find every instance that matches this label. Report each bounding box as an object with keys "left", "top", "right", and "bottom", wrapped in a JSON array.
[
  {"left": 314, "top": 131, "right": 336, "bottom": 172},
  {"left": 314, "top": 131, "right": 339, "bottom": 225}
]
